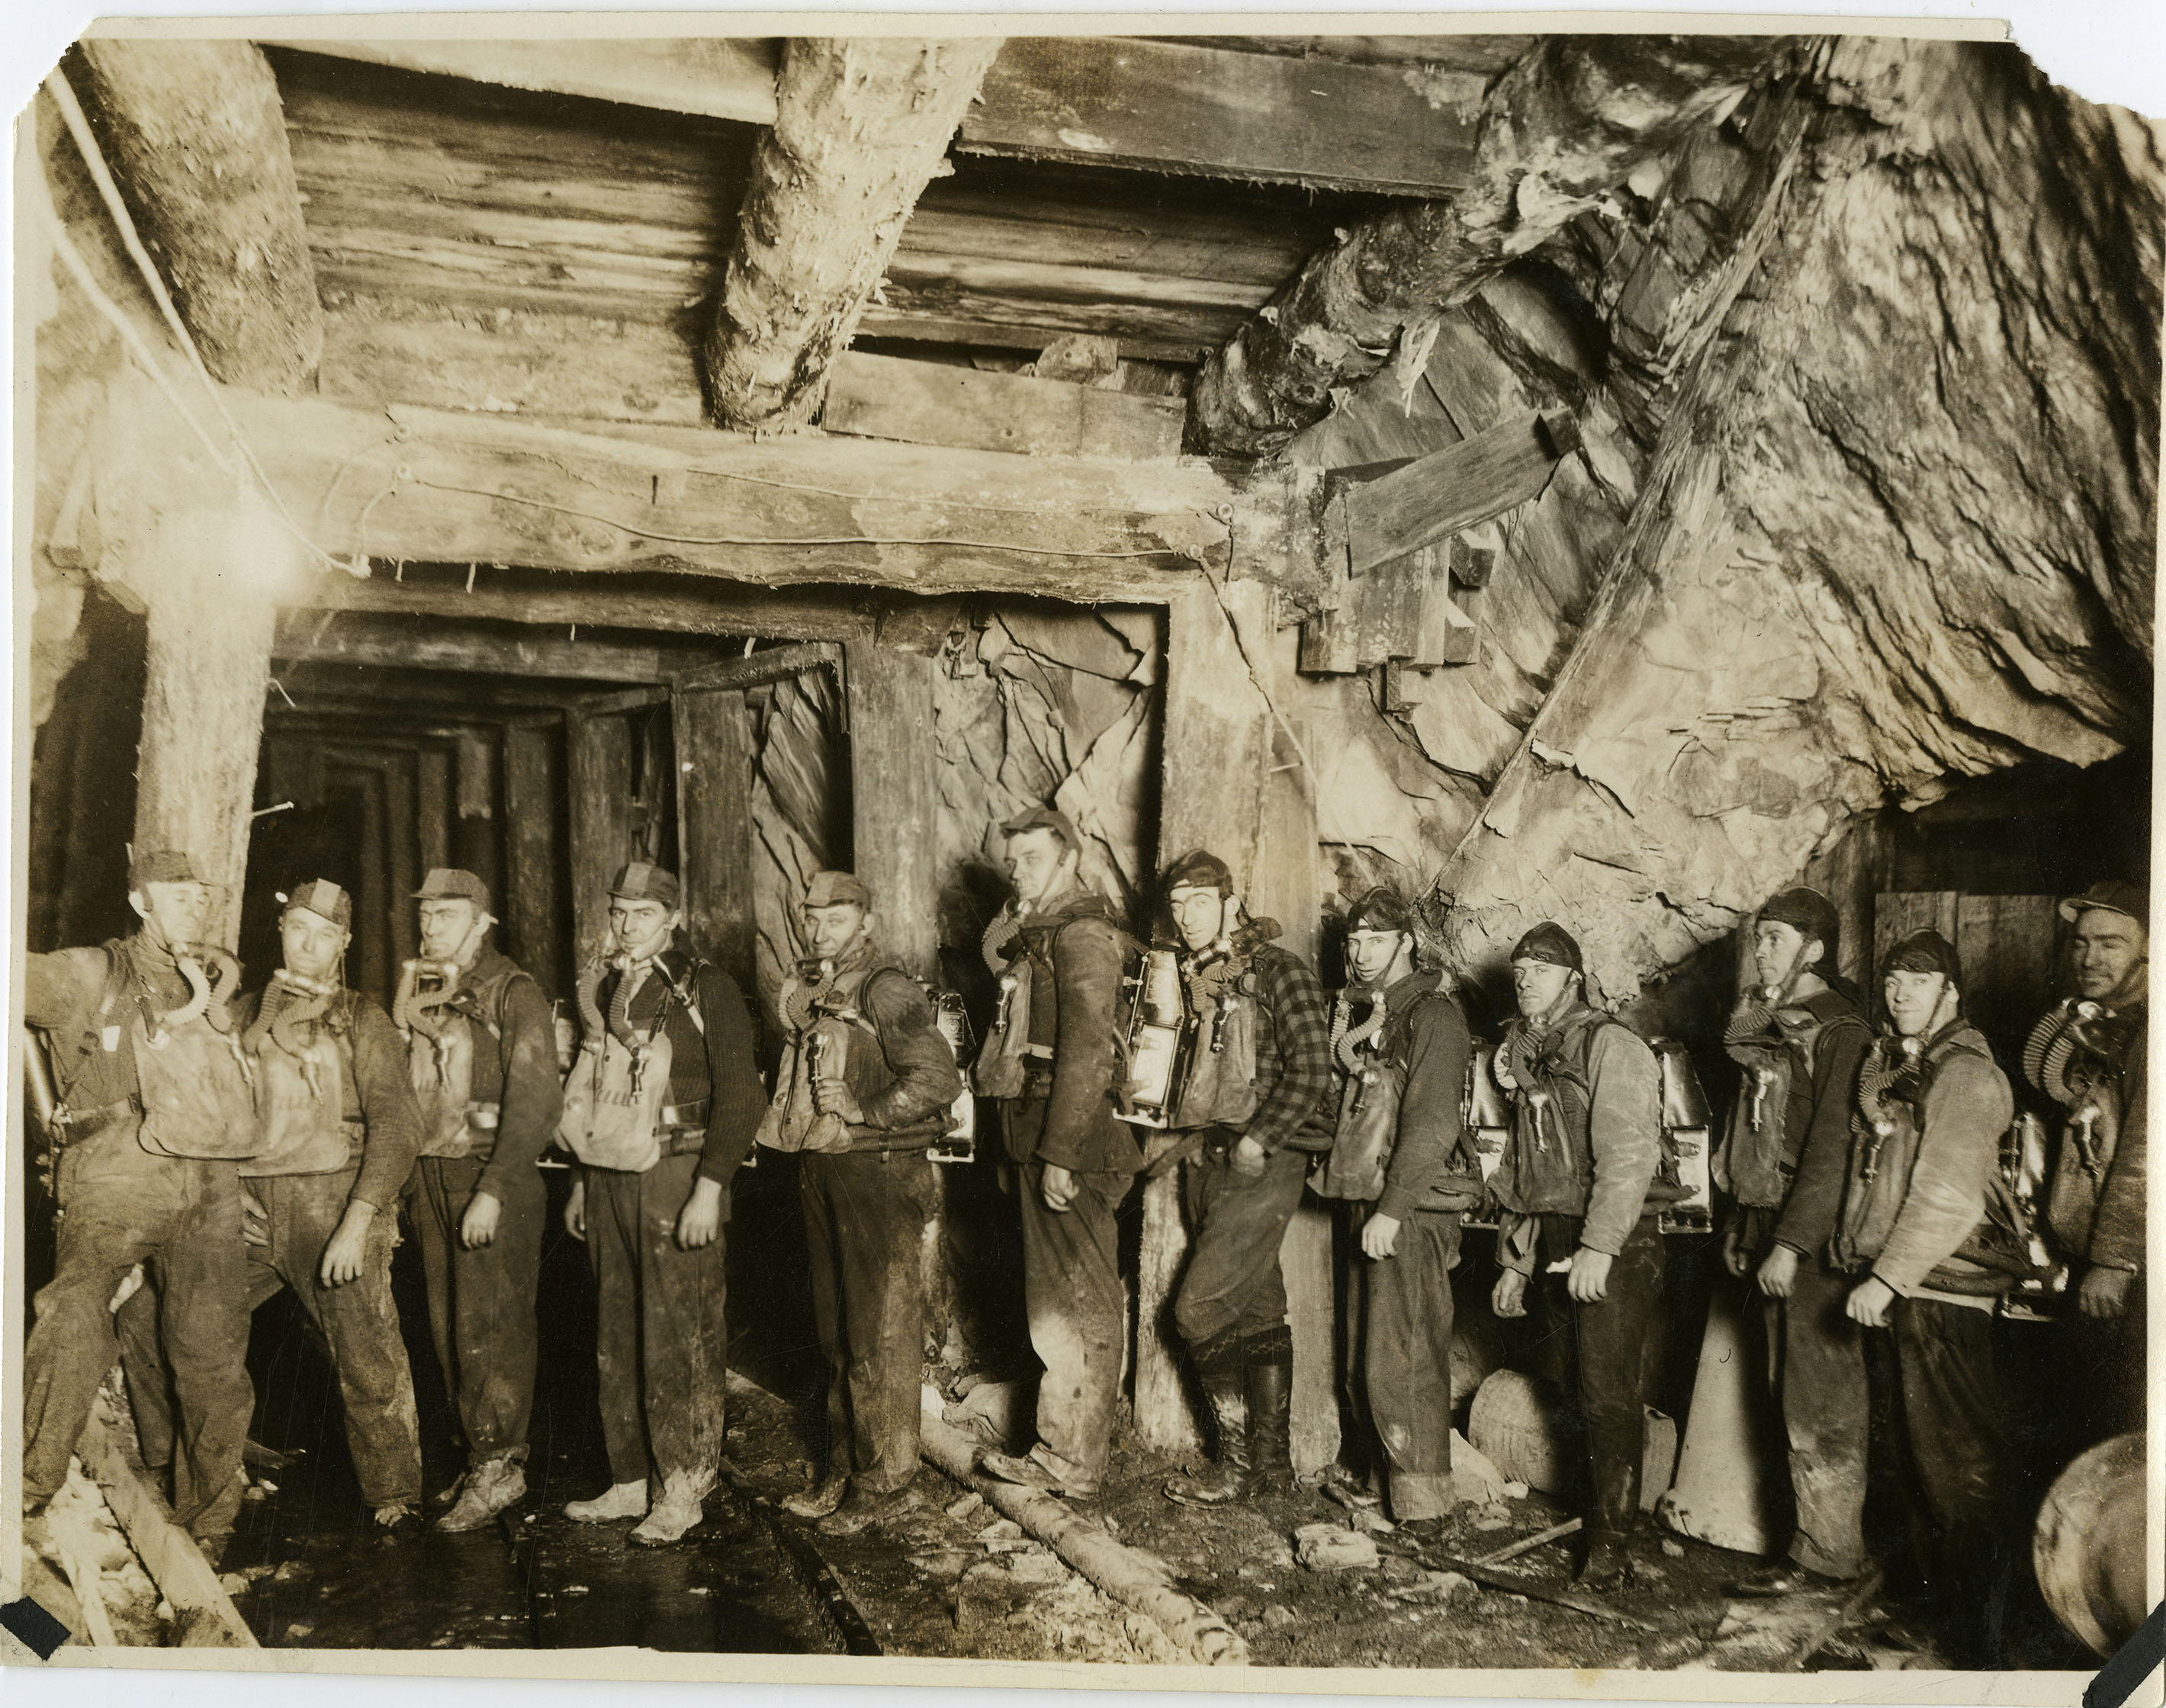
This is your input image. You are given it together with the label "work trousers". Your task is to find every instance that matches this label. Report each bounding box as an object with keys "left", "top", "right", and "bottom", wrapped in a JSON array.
[
  {"left": 1016, "top": 1162, "right": 1128, "bottom": 1487},
  {"left": 586, "top": 1153, "right": 730, "bottom": 1492},
  {"left": 1355, "top": 1208, "right": 1462, "bottom": 1522},
  {"left": 1893, "top": 1296, "right": 2005, "bottom": 1615},
  {"left": 1764, "top": 1258, "right": 1870, "bottom": 1578},
  {"left": 1532, "top": 1212, "right": 1668, "bottom": 1543},
  {"left": 118, "top": 1167, "right": 423, "bottom": 1509},
  {"left": 21, "top": 1123, "right": 252, "bottom": 1543},
  {"left": 800, "top": 1148, "right": 934, "bottom": 1496},
  {"left": 411, "top": 1153, "right": 544, "bottom": 1468},
  {"left": 1173, "top": 1140, "right": 1310, "bottom": 1345}
]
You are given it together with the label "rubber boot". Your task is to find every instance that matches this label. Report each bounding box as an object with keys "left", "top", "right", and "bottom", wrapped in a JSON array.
[
  {"left": 1576, "top": 1460, "right": 1641, "bottom": 1591},
  {"left": 1245, "top": 1324, "right": 1294, "bottom": 1494},
  {"left": 1163, "top": 1328, "right": 1252, "bottom": 1507}
]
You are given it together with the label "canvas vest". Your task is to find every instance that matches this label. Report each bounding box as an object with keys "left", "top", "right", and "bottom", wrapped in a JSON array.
[
  {"left": 1493, "top": 1006, "right": 1688, "bottom": 1218},
  {"left": 1166, "top": 952, "right": 1261, "bottom": 1132},
  {"left": 1833, "top": 1023, "right": 2015, "bottom": 1289},
  {"left": 94, "top": 940, "right": 259, "bottom": 1162},
  {"left": 404, "top": 958, "right": 532, "bottom": 1161},
  {"left": 558, "top": 957, "right": 707, "bottom": 1173},
  {"left": 1312, "top": 982, "right": 1443, "bottom": 1203},
  {"left": 243, "top": 981, "right": 365, "bottom": 1177},
  {"left": 2027, "top": 997, "right": 2142, "bottom": 1258},
  {"left": 1717, "top": 995, "right": 1863, "bottom": 1210}
]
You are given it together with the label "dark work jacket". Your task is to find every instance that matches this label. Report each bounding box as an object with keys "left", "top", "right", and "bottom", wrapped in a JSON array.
[
  {"left": 785, "top": 941, "right": 964, "bottom": 1142},
  {"left": 998, "top": 888, "right": 1136, "bottom": 1176},
  {"left": 449, "top": 944, "right": 566, "bottom": 1200},
  {"left": 235, "top": 987, "right": 425, "bottom": 1210},
  {"left": 1771, "top": 985, "right": 1875, "bottom": 1258},
  {"left": 25, "top": 936, "right": 195, "bottom": 1116},
  {"left": 597, "top": 946, "right": 766, "bottom": 1184},
  {"left": 1371, "top": 970, "right": 1477, "bottom": 1222}
]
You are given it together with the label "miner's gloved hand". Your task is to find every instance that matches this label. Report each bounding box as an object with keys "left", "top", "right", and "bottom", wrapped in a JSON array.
[
  {"left": 461, "top": 1190, "right": 502, "bottom": 1250},
  {"left": 1491, "top": 1268, "right": 1529, "bottom": 1319},
  {"left": 1720, "top": 1218, "right": 1752, "bottom": 1279},
  {"left": 1230, "top": 1135, "right": 1268, "bottom": 1179},
  {"left": 1040, "top": 1164, "right": 1078, "bottom": 1213},
  {"left": 1845, "top": 1274, "right": 1896, "bottom": 1328},
  {"left": 563, "top": 1176, "right": 587, "bottom": 1241},
  {"left": 1756, "top": 1244, "right": 1801, "bottom": 1300},
  {"left": 242, "top": 1187, "right": 271, "bottom": 1249},
  {"left": 320, "top": 1201, "right": 375, "bottom": 1288},
  {"left": 812, "top": 1077, "right": 865, "bottom": 1125},
  {"left": 2079, "top": 1263, "right": 2136, "bottom": 1318},
  {"left": 1360, "top": 1212, "right": 1402, "bottom": 1260},
  {"left": 676, "top": 1174, "right": 725, "bottom": 1249},
  {"left": 1567, "top": 1246, "right": 1614, "bottom": 1303}
]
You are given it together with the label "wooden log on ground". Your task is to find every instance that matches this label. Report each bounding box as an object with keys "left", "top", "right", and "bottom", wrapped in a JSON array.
[
  {"left": 706, "top": 38, "right": 1004, "bottom": 430},
  {"left": 72, "top": 38, "right": 321, "bottom": 393},
  {"left": 917, "top": 1411, "right": 1249, "bottom": 1665},
  {"left": 671, "top": 682, "right": 756, "bottom": 991},
  {"left": 1189, "top": 34, "right": 1788, "bottom": 454},
  {"left": 824, "top": 351, "right": 1184, "bottom": 461},
  {"left": 566, "top": 712, "right": 634, "bottom": 967},
  {"left": 501, "top": 722, "right": 567, "bottom": 996}
]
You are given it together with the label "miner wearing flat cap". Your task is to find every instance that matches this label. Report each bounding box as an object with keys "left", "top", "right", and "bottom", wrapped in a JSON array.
[
  {"left": 1155, "top": 849, "right": 1333, "bottom": 1511},
  {"left": 20, "top": 850, "right": 255, "bottom": 1562},
  {"left": 976, "top": 807, "right": 1136, "bottom": 1501},
  {"left": 1712, "top": 887, "right": 1876, "bottom": 1599},
  {"left": 2029, "top": 879, "right": 2148, "bottom": 1441},
  {"left": 399, "top": 866, "right": 564, "bottom": 1532},
  {"left": 1490, "top": 921, "right": 1673, "bottom": 1591},
  {"left": 768, "top": 870, "right": 965, "bottom": 1536},
  {"left": 118, "top": 878, "right": 431, "bottom": 1536},
  {"left": 1830, "top": 929, "right": 2014, "bottom": 1664},
  {"left": 558, "top": 861, "right": 765, "bottom": 1546}
]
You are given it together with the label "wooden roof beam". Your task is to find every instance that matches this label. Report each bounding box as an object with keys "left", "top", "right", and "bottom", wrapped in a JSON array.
[
  {"left": 1188, "top": 34, "right": 1794, "bottom": 457},
  {"left": 705, "top": 37, "right": 1004, "bottom": 430},
  {"left": 71, "top": 37, "right": 322, "bottom": 393}
]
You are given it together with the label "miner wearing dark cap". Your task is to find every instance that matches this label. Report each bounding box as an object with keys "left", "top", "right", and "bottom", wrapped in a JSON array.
[
  {"left": 767, "top": 870, "right": 964, "bottom": 1535},
  {"left": 558, "top": 862, "right": 765, "bottom": 1546},
  {"left": 20, "top": 850, "right": 255, "bottom": 1558},
  {"left": 400, "top": 866, "right": 563, "bottom": 1533},
  {"left": 1489, "top": 921, "right": 1673, "bottom": 1589},
  {"left": 976, "top": 807, "right": 1137, "bottom": 1500},
  {"left": 1831, "top": 929, "right": 2016, "bottom": 1662},
  {"left": 1712, "top": 888, "right": 1876, "bottom": 1597},
  {"left": 1155, "top": 849, "right": 1332, "bottom": 1510},
  {"left": 1319, "top": 887, "right": 1475, "bottom": 1539},
  {"left": 117, "top": 879, "right": 429, "bottom": 1533},
  {"left": 2026, "top": 880, "right": 2148, "bottom": 1445}
]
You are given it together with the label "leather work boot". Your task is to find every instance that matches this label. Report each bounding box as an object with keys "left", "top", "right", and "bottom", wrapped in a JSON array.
[
  {"left": 782, "top": 1471, "right": 849, "bottom": 1521},
  {"left": 437, "top": 1456, "right": 525, "bottom": 1533},
  {"left": 1576, "top": 1460, "right": 1642, "bottom": 1591},
  {"left": 1164, "top": 1328, "right": 1252, "bottom": 1507},
  {"left": 630, "top": 1473, "right": 708, "bottom": 1546},
  {"left": 980, "top": 1446, "right": 1099, "bottom": 1500},
  {"left": 1245, "top": 1324, "right": 1295, "bottom": 1495},
  {"left": 564, "top": 1479, "right": 648, "bottom": 1523},
  {"left": 818, "top": 1481, "right": 918, "bottom": 1537}
]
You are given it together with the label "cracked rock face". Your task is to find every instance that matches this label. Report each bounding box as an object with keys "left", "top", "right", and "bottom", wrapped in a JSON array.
[{"left": 1441, "top": 39, "right": 2161, "bottom": 1002}]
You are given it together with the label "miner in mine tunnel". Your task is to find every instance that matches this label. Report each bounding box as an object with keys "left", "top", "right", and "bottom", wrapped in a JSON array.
[
  {"left": 558, "top": 862, "right": 765, "bottom": 1546},
  {"left": 398, "top": 867, "right": 564, "bottom": 1533},
  {"left": 19, "top": 850, "right": 256, "bottom": 1562},
  {"left": 1714, "top": 888, "right": 1875, "bottom": 1599},
  {"left": 1490, "top": 921, "right": 1676, "bottom": 1591},
  {"left": 975, "top": 807, "right": 1136, "bottom": 1501},
  {"left": 768, "top": 868, "right": 964, "bottom": 1536},
  {"left": 1152, "top": 848, "right": 1332, "bottom": 1511},
  {"left": 117, "top": 878, "right": 429, "bottom": 1536}
]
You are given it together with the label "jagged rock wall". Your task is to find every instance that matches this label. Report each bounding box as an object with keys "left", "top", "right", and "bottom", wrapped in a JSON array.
[{"left": 1438, "top": 39, "right": 2163, "bottom": 1003}]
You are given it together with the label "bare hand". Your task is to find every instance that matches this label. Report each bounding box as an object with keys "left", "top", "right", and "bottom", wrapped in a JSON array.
[
  {"left": 1846, "top": 1275, "right": 1895, "bottom": 1328},
  {"left": 1361, "top": 1212, "right": 1402, "bottom": 1260},
  {"left": 1040, "top": 1164, "right": 1078, "bottom": 1213},
  {"left": 460, "top": 1190, "right": 502, "bottom": 1250},
  {"left": 1567, "top": 1246, "right": 1614, "bottom": 1303},
  {"left": 563, "top": 1177, "right": 587, "bottom": 1241},
  {"left": 1230, "top": 1136, "right": 1268, "bottom": 1179},
  {"left": 1756, "top": 1244, "right": 1801, "bottom": 1300},
  {"left": 242, "top": 1187, "right": 271, "bottom": 1249},
  {"left": 811, "top": 1077, "right": 865, "bottom": 1125},
  {"left": 1492, "top": 1269, "right": 1529, "bottom": 1319},
  {"left": 1721, "top": 1220, "right": 1752, "bottom": 1279},
  {"left": 2079, "top": 1264, "right": 2135, "bottom": 1319},
  {"left": 676, "top": 1175, "right": 725, "bottom": 1249}
]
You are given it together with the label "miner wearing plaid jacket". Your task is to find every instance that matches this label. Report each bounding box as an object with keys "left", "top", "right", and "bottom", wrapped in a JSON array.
[{"left": 1157, "top": 849, "right": 1335, "bottom": 1509}]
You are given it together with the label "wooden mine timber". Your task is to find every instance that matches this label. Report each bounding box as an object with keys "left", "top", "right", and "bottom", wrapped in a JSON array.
[
  {"left": 284, "top": 570, "right": 875, "bottom": 642},
  {"left": 670, "top": 682, "right": 756, "bottom": 994},
  {"left": 566, "top": 711, "right": 635, "bottom": 966},
  {"left": 1342, "top": 412, "right": 1578, "bottom": 577},
  {"left": 824, "top": 352, "right": 1185, "bottom": 461},
  {"left": 1189, "top": 34, "right": 1790, "bottom": 454},
  {"left": 98, "top": 379, "right": 1309, "bottom": 602},
  {"left": 500, "top": 722, "right": 566, "bottom": 990},
  {"left": 706, "top": 38, "right": 1004, "bottom": 429},
  {"left": 272, "top": 611, "right": 688, "bottom": 683},
  {"left": 72, "top": 37, "right": 321, "bottom": 393}
]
